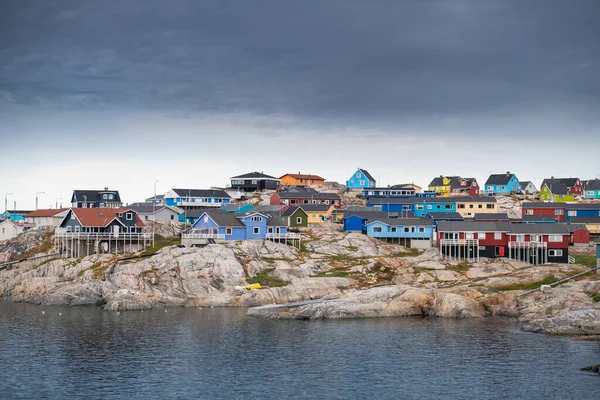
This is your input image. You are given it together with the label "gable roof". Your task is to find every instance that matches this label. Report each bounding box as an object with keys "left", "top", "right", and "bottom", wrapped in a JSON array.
[
  {"left": 72, "top": 190, "right": 121, "bottom": 203},
  {"left": 170, "top": 188, "right": 230, "bottom": 198},
  {"left": 543, "top": 182, "right": 569, "bottom": 195},
  {"left": 585, "top": 179, "right": 600, "bottom": 191},
  {"left": 128, "top": 204, "right": 179, "bottom": 215},
  {"left": 509, "top": 224, "right": 570, "bottom": 234},
  {"left": 280, "top": 173, "right": 325, "bottom": 181},
  {"left": 201, "top": 211, "right": 245, "bottom": 227},
  {"left": 25, "top": 208, "right": 68, "bottom": 218},
  {"left": 298, "top": 204, "right": 334, "bottom": 212},
  {"left": 567, "top": 224, "right": 588, "bottom": 232},
  {"left": 450, "top": 177, "right": 477, "bottom": 190},
  {"left": 541, "top": 178, "right": 580, "bottom": 189},
  {"left": 356, "top": 168, "right": 376, "bottom": 183},
  {"left": 230, "top": 171, "right": 280, "bottom": 180},
  {"left": 428, "top": 177, "right": 444, "bottom": 187},
  {"left": 281, "top": 206, "right": 308, "bottom": 218},
  {"left": 255, "top": 212, "right": 287, "bottom": 226},
  {"left": 67, "top": 208, "right": 144, "bottom": 228},
  {"left": 485, "top": 173, "right": 516, "bottom": 186}
]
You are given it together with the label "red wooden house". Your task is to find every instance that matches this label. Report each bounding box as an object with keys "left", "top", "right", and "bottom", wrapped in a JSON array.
[
  {"left": 541, "top": 178, "right": 584, "bottom": 196},
  {"left": 270, "top": 187, "right": 343, "bottom": 209},
  {"left": 449, "top": 177, "right": 480, "bottom": 197},
  {"left": 522, "top": 202, "right": 567, "bottom": 222},
  {"left": 568, "top": 224, "right": 590, "bottom": 246}
]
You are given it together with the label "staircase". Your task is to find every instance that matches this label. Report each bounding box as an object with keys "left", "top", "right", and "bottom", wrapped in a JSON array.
[{"left": 568, "top": 255, "right": 575, "bottom": 264}]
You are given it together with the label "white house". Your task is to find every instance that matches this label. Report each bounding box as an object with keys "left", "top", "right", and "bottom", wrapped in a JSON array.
[
  {"left": 24, "top": 209, "right": 69, "bottom": 227},
  {"left": 128, "top": 203, "right": 181, "bottom": 223},
  {"left": 0, "top": 220, "right": 24, "bottom": 241},
  {"left": 519, "top": 181, "right": 538, "bottom": 195}
]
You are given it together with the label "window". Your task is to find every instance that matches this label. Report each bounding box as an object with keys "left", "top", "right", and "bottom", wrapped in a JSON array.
[
  {"left": 458, "top": 204, "right": 465, "bottom": 209},
  {"left": 549, "top": 235, "right": 562, "bottom": 242},
  {"left": 359, "top": 180, "right": 365, "bottom": 186},
  {"left": 253, "top": 227, "right": 260, "bottom": 234},
  {"left": 373, "top": 227, "right": 382, "bottom": 233},
  {"left": 203, "top": 215, "right": 208, "bottom": 223},
  {"left": 478, "top": 204, "right": 483, "bottom": 209},
  {"left": 231, "top": 180, "right": 244, "bottom": 185},
  {"left": 66, "top": 226, "right": 72, "bottom": 232},
  {"left": 479, "top": 232, "right": 486, "bottom": 239},
  {"left": 466, "top": 233, "right": 474, "bottom": 239},
  {"left": 469, "top": 204, "right": 474, "bottom": 209},
  {"left": 126, "top": 213, "right": 133, "bottom": 221},
  {"left": 499, "top": 186, "right": 506, "bottom": 190},
  {"left": 145, "top": 216, "right": 149, "bottom": 220},
  {"left": 103, "top": 194, "right": 108, "bottom": 200},
  {"left": 530, "top": 235, "right": 540, "bottom": 242},
  {"left": 444, "top": 204, "right": 452, "bottom": 210},
  {"left": 436, "top": 205, "right": 441, "bottom": 210},
  {"left": 225, "top": 228, "right": 232, "bottom": 235},
  {"left": 356, "top": 172, "right": 361, "bottom": 178},
  {"left": 251, "top": 180, "right": 258, "bottom": 184},
  {"left": 411, "top": 227, "right": 416, "bottom": 233},
  {"left": 296, "top": 217, "right": 302, "bottom": 224},
  {"left": 418, "top": 227, "right": 425, "bottom": 233},
  {"left": 109, "top": 194, "right": 114, "bottom": 200},
  {"left": 427, "top": 205, "right": 432, "bottom": 210},
  {"left": 415, "top": 205, "right": 424, "bottom": 210},
  {"left": 486, "top": 204, "right": 494, "bottom": 209},
  {"left": 494, "top": 232, "right": 502, "bottom": 240},
  {"left": 391, "top": 227, "right": 397, "bottom": 232},
  {"left": 516, "top": 234, "right": 524, "bottom": 242},
  {"left": 526, "top": 209, "right": 534, "bottom": 215},
  {"left": 404, "top": 227, "right": 410, "bottom": 233},
  {"left": 268, "top": 227, "right": 273, "bottom": 233},
  {"left": 555, "top": 209, "right": 564, "bottom": 215},
  {"left": 1, "top": 228, "right": 4, "bottom": 234},
  {"left": 312, "top": 214, "right": 317, "bottom": 218},
  {"left": 170, "top": 215, "right": 175, "bottom": 220},
  {"left": 549, "top": 249, "right": 563, "bottom": 257},
  {"left": 251, "top": 216, "right": 262, "bottom": 222}
]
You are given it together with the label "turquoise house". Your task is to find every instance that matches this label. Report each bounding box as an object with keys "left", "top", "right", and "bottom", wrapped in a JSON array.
[
  {"left": 346, "top": 168, "right": 376, "bottom": 189},
  {"left": 369, "top": 198, "right": 456, "bottom": 217},
  {"left": 584, "top": 180, "right": 600, "bottom": 199},
  {"left": 365, "top": 218, "right": 434, "bottom": 248},
  {"left": 484, "top": 172, "right": 520, "bottom": 195},
  {"left": 2, "top": 210, "right": 32, "bottom": 222},
  {"left": 221, "top": 204, "right": 255, "bottom": 214}
]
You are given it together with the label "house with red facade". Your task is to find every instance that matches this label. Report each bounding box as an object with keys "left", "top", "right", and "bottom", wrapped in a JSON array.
[
  {"left": 270, "top": 187, "right": 342, "bottom": 209},
  {"left": 449, "top": 177, "right": 480, "bottom": 197},
  {"left": 567, "top": 224, "right": 590, "bottom": 246},
  {"left": 522, "top": 202, "right": 567, "bottom": 222},
  {"left": 437, "top": 221, "right": 572, "bottom": 264},
  {"left": 541, "top": 177, "right": 584, "bottom": 196}
]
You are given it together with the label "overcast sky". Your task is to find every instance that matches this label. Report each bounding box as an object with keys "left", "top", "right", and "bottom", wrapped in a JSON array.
[{"left": 1, "top": 0, "right": 599, "bottom": 209}]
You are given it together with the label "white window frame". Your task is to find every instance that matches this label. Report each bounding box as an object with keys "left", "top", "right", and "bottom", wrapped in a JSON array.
[
  {"left": 479, "top": 232, "right": 486, "bottom": 239},
  {"left": 549, "top": 249, "right": 563, "bottom": 257},
  {"left": 494, "top": 232, "right": 502, "bottom": 240},
  {"left": 549, "top": 235, "right": 562, "bottom": 242},
  {"left": 555, "top": 209, "right": 564, "bottom": 215},
  {"left": 373, "top": 226, "right": 382, "bottom": 233},
  {"left": 251, "top": 216, "right": 262, "bottom": 222},
  {"left": 418, "top": 227, "right": 425, "bottom": 233},
  {"left": 126, "top": 213, "right": 133, "bottom": 221},
  {"left": 465, "top": 233, "right": 474, "bottom": 239},
  {"left": 74, "top": 226, "right": 80, "bottom": 233},
  {"left": 226, "top": 228, "right": 232, "bottom": 235},
  {"left": 526, "top": 209, "right": 534, "bottom": 215},
  {"left": 391, "top": 227, "right": 397, "bottom": 232},
  {"left": 253, "top": 227, "right": 260, "bottom": 234},
  {"left": 296, "top": 217, "right": 302, "bottom": 224},
  {"left": 567, "top": 211, "right": 576, "bottom": 217},
  {"left": 359, "top": 180, "right": 365, "bottom": 186}
]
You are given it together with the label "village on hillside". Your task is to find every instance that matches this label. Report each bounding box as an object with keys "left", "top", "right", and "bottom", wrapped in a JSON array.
[{"left": 2, "top": 169, "right": 600, "bottom": 266}]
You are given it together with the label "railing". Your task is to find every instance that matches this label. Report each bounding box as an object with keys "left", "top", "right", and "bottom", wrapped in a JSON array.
[
  {"left": 508, "top": 241, "right": 548, "bottom": 248},
  {"left": 568, "top": 256, "right": 575, "bottom": 264},
  {"left": 55, "top": 231, "right": 153, "bottom": 240},
  {"left": 439, "top": 239, "right": 479, "bottom": 246},
  {"left": 181, "top": 232, "right": 226, "bottom": 240},
  {"left": 266, "top": 232, "right": 301, "bottom": 240},
  {"left": 175, "top": 201, "right": 224, "bottom": 207}
]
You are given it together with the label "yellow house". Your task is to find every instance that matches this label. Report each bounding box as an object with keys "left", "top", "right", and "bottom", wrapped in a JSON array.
[
  {"left": 280, "top": 173, "right": 325, "bottom": 187},
  {"left": 570, "top": 217, "right": 600, "bottom": 234},
  {"left": 427, "top": 176, "right": 456, "bottom": 197},
  {"left": 455, "top": 196, "right": 498, "bottom": 217},
  {"left": 299, "top": 204, "right": 336, "bottom": 223}
]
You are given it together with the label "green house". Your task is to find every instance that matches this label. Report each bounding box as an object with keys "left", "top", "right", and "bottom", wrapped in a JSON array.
[
  {"left": 539, "top": 183, "right": 575, "bottom": 203},
  {"left": 281, "top": 206, "right": 308, "bottom": 227}
]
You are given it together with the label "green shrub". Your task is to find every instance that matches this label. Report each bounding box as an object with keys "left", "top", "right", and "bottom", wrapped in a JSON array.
[{"left": 499, "top": 276, "right": 557, "bottom": 291}]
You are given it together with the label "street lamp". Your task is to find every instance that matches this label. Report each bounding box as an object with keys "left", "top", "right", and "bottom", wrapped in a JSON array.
[
  {"left": 153, "top": 180, "right": 159, "bottom": 247},
  {"left": 36, "top": 192, "right": 45, "bottom": 210},
  {"left": 56, "top": 198, "right": 63, "bottom": 209},
  {"left": 4, "top": 193, "right": 13, "bottom": 214}
]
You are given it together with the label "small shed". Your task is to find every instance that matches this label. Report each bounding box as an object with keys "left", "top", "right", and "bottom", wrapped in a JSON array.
[{"left": 568, "top": 224, "right": 590, "bottom": 246}]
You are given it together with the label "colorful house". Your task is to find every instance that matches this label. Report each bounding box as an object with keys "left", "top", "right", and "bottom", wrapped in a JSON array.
[
  {"left": 343, "top": 211, "right": 391, "bottom": 233},
  {"left": 539, "top": 183, "right": 575, "bottom": 203},
  {"left": 569, "top": 217, "right": 600, "bottom": 234},
  {"left": 346, "top": 168, "right": 376, "bottom": 189},
  {"left": 365, "top": 218, "right": 434, "bottom": 249},
  {"left": 164, "top": 189, "right": 231, "bottom": 209},
  {"left": 369, "top": 198, "right": 456, "bottom": 216},
  {"left": 183, "top": 211, "right": 292, "bottom": 246},
  {"left": 230, "top": 171, "right": 280, "bottom": 192},
  {"left": 2, "top": 210, "right": 33, "bottom": 222},
  {"left": 25, "top": 208, "right": 69, "bottom": 227},
  {"left": 522, "top": 202, "right": 566, "bottom": 222},
  {"left": 298, "top": 204, "right": 336, "bottom": 224},
  {"left": 428, "top": 176, "right": 457, "bottom": 197},
  {"left": 281, "top": 206, "right": 309, "bottom": 228},
  {"left": 71, "top": 189, "right": 122, "bottom": 208},
  {"left": 271, "top": 187, "right": 342, "bottom": 209},
  {"left": 565, "top": 204, "right": 600, "bottom": 221},
  {"left": 568, "top": 224, "right": 590, "bottom": 246},
  {"left": 541, "top": 178, "right": 583, "bottom": 196},
  {"left": 449, "top": 177, "right": 480, "bottom": 197},
  {"left": 473, "top": 213, "right": 510, "bottom": 222},
  {"left": 454, "top": 197, "right": 497, "bottom": 218},
  {"left": 519, "top": 181, "right": 538, "bottom": 195},
  {"left": 220, "top": 204, "right": 255, "bottom": 214},
  {"left": 484, "top": 172, "right": 520, "bottom": 195},
  {"left": 279, "top": 173, "right": 326, "bottom": 187},
  {"left": 584, "top": 179, "right": 600, "bottom": 199}
]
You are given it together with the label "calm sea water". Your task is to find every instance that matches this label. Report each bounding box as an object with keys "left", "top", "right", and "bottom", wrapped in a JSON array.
[{"left": 0, "top": 302, "right": 598, "bottom": 400}]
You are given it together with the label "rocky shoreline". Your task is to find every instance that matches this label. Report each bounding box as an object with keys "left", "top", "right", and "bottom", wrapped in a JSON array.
[{"left": 1, "top": 225, "right": 599, "bottom": 337}]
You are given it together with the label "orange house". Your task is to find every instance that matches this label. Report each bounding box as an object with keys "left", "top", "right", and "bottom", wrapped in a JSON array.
[{"left": 279, "top": 173, "right": 325, "bottom": 187}]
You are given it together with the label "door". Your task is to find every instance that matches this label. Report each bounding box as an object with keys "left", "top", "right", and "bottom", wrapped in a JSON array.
[{"left": 112, "top": 225, "right": 120, "bottom": 238}]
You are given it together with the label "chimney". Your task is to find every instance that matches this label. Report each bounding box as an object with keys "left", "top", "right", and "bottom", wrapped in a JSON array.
[
  {"left": 551, "top": 176, "right": 554, "bottom": 179},
  {"left": 13, "top": 201, "right": 16, "bottom": 211},
  {"left": 506, "top": 171, "right": 510, "bottom": 176},
  {"left": 105, "top": 187, "right": 108, "bottom": 191}
]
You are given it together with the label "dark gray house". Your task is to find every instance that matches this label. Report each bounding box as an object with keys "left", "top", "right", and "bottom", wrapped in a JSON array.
[
  {"left": 230, "top": 171, "right": 280, "bottom": 192},
  {"left": 71, "top": 188, "right": 122, "bottom": 208}
]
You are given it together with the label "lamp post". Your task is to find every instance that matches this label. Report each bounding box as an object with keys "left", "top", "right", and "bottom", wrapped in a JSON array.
[
  {"left": 36, "top": 192, "right": 45, "bottom": 210},
  {"left": 56, "top": 198, "right": 63, "bottom": 209},
  {"left": 4, "top": 193, "right": 13, "bottom": 214}
]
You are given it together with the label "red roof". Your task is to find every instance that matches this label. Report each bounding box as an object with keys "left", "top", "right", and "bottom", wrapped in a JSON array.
[
  {"left": 69, "top": 208, "right": 144, "bottom": 228},
  {"left": 26, "top": 208, "right": 68, "bottom": 217},
  {"left": 280, "top": 173, "right": 326, "bottom": 181}
]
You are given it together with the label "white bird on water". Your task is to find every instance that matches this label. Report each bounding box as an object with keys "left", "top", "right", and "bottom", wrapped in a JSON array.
[
  {"left": 165, "top": 309, "right": 168, "bottom": 313},
  {"left": 41, "top": 311, "right": 45, "bottom": 315},
  {"left": 58, "top": 312, "right": 62, "bottom": 316},
  {"left": 116, "top": 311, "right": 120, "bottom": 315}
]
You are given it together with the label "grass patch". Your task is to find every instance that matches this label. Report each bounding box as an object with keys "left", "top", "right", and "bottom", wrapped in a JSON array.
[
  {"left": 20, "top": 232, "right": 54, "bottom": 260},
  {"left": 499, "top": 276, "right": 557, "bottom": 291},
  {"left": 450, "top": 262, "right": 471, "bottom": 272},
  {"left": 573, "top": 255, "right": 597, "bottom": 268},
  {"left": 139, "top": 236, "right": 181, "bottom": 256},
  {"left": 346, "top": 246, "right": 359, "bottom": 252},
  {"left": 246, "top": 268, "right": 288, "bottom": 287},
  {"left": 593, "top": 294, "right": 600, "bottom": 303},
  {"left": 261, "top": 256, "right": 294, "bottom": 263},
  {"left": 313, "top": 270, "right": 352, "bottom": 278},
  {"left": 78, "top": 261, "right": 109, "bottom": 280},
  {"left": 389, "top": 249, "right": 423, "bottom": 258}
]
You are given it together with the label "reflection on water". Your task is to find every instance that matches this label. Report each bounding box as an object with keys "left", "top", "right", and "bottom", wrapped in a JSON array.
[{"left": 0, "top": 302, "right": 599, "bottom": 399}]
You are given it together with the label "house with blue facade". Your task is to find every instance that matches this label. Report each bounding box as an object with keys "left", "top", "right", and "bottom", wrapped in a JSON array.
[
  {"left": 425, "top": 212, "right": 464, "bottom": 227},
  {"left": 584, "top": 179, "right": 600, "bottom": 199},
  {"left": 365, "top": 218, "right": 434, "bottom": 248},
  {"left": 565, "top": 204, "right": 600, "bottom": 222},
  {"left": 2, "top": 210, "right": 32, "bottom": 222},
  {"left": 71, "top": 189, "right": 122, "bottom": 208},
  {"left": 346, "top": 168, "right": 376, "bottom": 189},
  {"left": 182, "top": 211, "right": 297, "bottom": 247},
  {"left": 164, "top": 189, "right": 231, "bottom": 209},
  {"left": 221, "top": 203, "right": 255, "bottom": 214},
  {"left": 362, "top": 185, "right": 436, "bottom": 200},
  {"left": 368, "top": 198, "right": 456, "bottom": 217},
  {"left": 484, "top": 172, "right": 520, "bottom": 195},
  {"left": 343, "top": 211, "right": 393, "bottom": 233}
]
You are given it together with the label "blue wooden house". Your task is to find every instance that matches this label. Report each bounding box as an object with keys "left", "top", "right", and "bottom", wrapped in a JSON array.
[
  {"left": 343, "top": 211, "right": 394, "bottom": 233},
  {"left": 2, "top": 210, "right": 32, "bottom": 222},
  {"left": 369, "top": 198, "right": 456, "bottom": 217},
  {"left": 565, "top": 204, "right": 600, "bottom": 222},
  {"left": 164, "top": 188, "right": 231, "bottom": 209},
  {"left": 220, "top": 203, "right": 255, "bottom": 214},
  {"left": 346, "top": 168, "right": 376, "bottom": 189},
  {"left": 484, "top": 172, "right": 520, "bottom": 195},
  {"left": 365, "top": 218, "right": 434, "bottom": 248},
  {"left": 187, "top": 211, "right": 288, "bottom": 241}
]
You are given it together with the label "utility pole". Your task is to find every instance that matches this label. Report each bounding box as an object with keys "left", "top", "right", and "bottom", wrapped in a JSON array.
[
  {"left": 153, "top": 180, "right": 159, "bottom": 247},
  {"left": 36, "top": 192, "right": 45, "bottom": 210}
]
